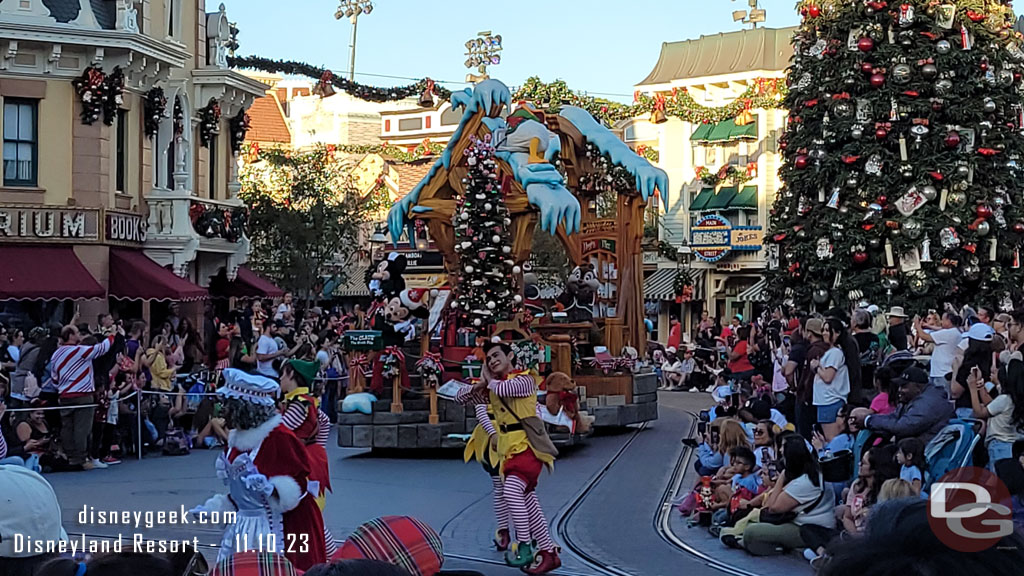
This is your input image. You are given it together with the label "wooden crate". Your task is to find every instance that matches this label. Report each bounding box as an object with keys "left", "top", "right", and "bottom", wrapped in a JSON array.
[{"left": 574, "top": 374, "right": 633, "bottom": 404}]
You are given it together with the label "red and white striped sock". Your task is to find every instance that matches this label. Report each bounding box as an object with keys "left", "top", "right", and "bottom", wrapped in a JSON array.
[
  {"left": 324, "top": 525, "right": 339, "bottom": 558},
  {"left": 504, "top": 475, "right": 532, "bottom": 543},
  {"left": 492, "top": 476, "right": 509, "bottom": 530},
  {"left": 526, "top": 491, "right": 555, "bottom": 552}
]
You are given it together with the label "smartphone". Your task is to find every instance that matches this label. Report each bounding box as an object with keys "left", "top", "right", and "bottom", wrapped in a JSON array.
[
  {"left": 813, "top": 423, "right": 824, "bottom": 436},
  {"left": 698, "top": 421, "right": 708, "bottom": 436},
  {"left": 710, "top": 428, "right": 720, "bottom": 447},
  {"left": 681, "top": 438, "right": 700, "bottom": 448}
]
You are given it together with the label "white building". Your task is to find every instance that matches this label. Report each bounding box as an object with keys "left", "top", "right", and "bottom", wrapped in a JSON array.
[{"left": 633, "top": 27, "right": 794, "bottom": 337}]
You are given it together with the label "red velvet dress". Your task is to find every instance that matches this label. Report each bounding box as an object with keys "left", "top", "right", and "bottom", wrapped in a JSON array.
[{"left": 229, "top": 424, "right": 328, "bottom": 570}]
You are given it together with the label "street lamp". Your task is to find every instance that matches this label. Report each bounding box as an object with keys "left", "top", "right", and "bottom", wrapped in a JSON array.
[
  {"left": 335, "top": 0, "right": 374, "bottom": 81},
  {"left": 369, "top": 223, "right": 388, "bottom": 260},
  {"left": 464, "top": 30, "right": 502, "bottom": 83}
]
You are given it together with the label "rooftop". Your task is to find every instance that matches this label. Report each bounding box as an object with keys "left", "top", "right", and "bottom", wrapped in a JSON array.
[
  {"left": 246, "top": 92, "right": 291, "bottom": 144},
  {"left": 637, "top": 26, "right": 796, "bottom": 86}
]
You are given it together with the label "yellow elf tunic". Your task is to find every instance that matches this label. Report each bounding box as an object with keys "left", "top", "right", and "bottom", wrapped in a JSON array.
[
  {"left": 463, "top": 406, "right": 499, "bottom": 468},
  {"left": 488, "top": 372, "right": 555, "bottom": 476}
]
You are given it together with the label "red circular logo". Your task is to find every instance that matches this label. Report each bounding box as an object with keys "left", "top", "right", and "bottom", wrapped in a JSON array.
[{"left": 926, "top": 466, "right": 1014, "bottom": 552}]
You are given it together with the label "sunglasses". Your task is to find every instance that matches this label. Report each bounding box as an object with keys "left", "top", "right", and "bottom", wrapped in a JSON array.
[{"left": 754, "top": 428, "right": 767, "bottom": 436}]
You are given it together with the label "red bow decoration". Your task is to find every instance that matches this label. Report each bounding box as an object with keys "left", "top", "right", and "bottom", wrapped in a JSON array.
[
  {"left": 978, "top": 148, "right": 1001, "bottom": 156},
  {"left": 653, "top": 93, "right": 667, "bottom": 111},
  {"left": 964, "top": 243, "right": 978, "bottom": 254},
  {"left": 831, "top": 92, "right": 851, "bottom": 100},
  {"left": 805, "top": 98, "right": 819, "bottom": 108},
  {"left": 902, "top": 90, "right": 920, "bottom": 98},
  {"left": 319, "top": 70, "right": 334, "bottom": 85},
  {"left": 920, "top": 31, "right": 940, "bottom": 40},
  {"left": 929, "top": 171, "right": 944, "bottom": 180},
  {"left": 189, "top": 203, "right": 205, "bottom": 223},
  {"left": 425, "top": 78, "right": 435, "bottom": 95},
  {"left": 966, "top": 10, "right": 985, "bottom": 22},
  {"left": 842, "top": 155, "right": 862, "bottom": 164},
  {"left": 349, "top": 353, "right": 369, "bottom": 372}
]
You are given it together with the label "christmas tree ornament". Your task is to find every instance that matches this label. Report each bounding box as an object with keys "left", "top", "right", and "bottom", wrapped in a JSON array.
[
  {"left": 875, "top": 125, "right": 889, "bottom": 140},
  {"left": 977, "top": 204, "right": 994, "bottom": 219},
  {"left": 961, "top": 25, "right": 973, "bottom": 50},
  {"left": 893, "top": 63, "right": 912, "bottom": 83},
  {"left": 858, "top": 37, "right": 875, "bottom": 52},
  {"left": 903, "top": 218, "right": 923, "bottom": 239},
  {"left": 921, "top": 63, "right": 939, "bottom": 79},
  {"left": 807, "top": 3, "right": 821, "bottom": 18},
  {"left": 989, "top": 238, "right": 998, "bottom": 261},
  {"left": 895, "top": 187, "right": 928, "bottom": 215},
  {"left": 936, "top": 264, "right": 952, "bottom": 278},
  {"left": 870, "top": 73, "right": 886, "bottom": 88},
  {"left": 897, "top": 3, "right": 915, "bottom": 26},
  {"left": 921, "top": 238, "right": 932, "bottom": 262},
  {"left": 1014, "top": 223, "right": 1024, "bottom": 234},
  {"left": 944, "top": 131, "right": 961, "bottom": 148},
  {"left": 920, "top": 185, "right": 938, "bottom": 201},
  {"left": 512, "top": 265, "right": 521, "bottom": 274},
  {"left": 977, "top": 221, "right": 991, "bottom": 236},
  {"left": 1014, "top": 249, "right": 1021, "bottom": 269},
  {"left": 935, "top": 79, "right": 953, "bottom": 94},
  {"left": 852, "top": 126, "right": 864, "bottom": 139},
  {"left": 794, "top": 155, "right": 810, "bottom": 169},
  {"left": 885, "top": 240, "right": 895, "bottom": 267},
  {"left": 984, "top": 98, "right": 998, "bottom": 113},
  {"left": 908, "top": 274, "right": 928, "bottom": 295},
  {"left": 860, "top": 61, "right": 875, "bottom": 74},
  {"left": 940, "top": 227, "right": 961, "bottom": 249},
  {"left": 812, "top": 288, "right": 830, "bottom": 304},
  {"left": 936, "top": 39, "right": 952, "bottom": 54}
]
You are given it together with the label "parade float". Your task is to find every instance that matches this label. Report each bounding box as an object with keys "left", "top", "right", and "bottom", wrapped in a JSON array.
[{"left": 336, "top": 79, "right": 667, "bottom": 450}]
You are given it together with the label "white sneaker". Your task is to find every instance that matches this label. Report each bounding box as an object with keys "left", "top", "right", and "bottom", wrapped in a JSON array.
[{"left": 91, "top": 458, "right": 109, "bottom": 469}]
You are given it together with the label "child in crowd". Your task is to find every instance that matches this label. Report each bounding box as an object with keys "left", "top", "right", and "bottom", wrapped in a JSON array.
[
  {"left": 897, "top": 437, "right": 926, "bottom": 495},
  {"left": 661, "top": 347, "right": 684, "bottom": 391},
  {"left": 878, "top": 478, "right": 916, "bottom": 502},
  {"left": 711, "top": 446, "right": 761, "bottom": 528},
  {"left": 681, "top": 347, "right": 697, "bottom": 392}
]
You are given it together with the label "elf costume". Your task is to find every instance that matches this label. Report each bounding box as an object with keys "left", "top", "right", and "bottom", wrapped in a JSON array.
[
  {"left": 456, "top": 371, "right": 560, "bottom": 574},
  {"left": 463, "top": 401, "right": 510, "bottom": 551}
]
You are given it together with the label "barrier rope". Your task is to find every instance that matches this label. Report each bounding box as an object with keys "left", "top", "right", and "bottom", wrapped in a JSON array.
[{"left": 6, "top": 390, "right": 139, "bottom": 413}]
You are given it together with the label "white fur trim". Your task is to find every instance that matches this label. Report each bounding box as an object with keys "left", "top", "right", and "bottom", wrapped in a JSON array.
[
  {"left": 269, "top": 475, "right": 303, "bottom": 512},
  {"left": 229, "top": 414, "right": 283, "bottom": 452},
  {"left": 200, "top": 493, "right": 236, "bottom": 516},
  {"left": 400, "top": 289, "right": 423, "bottom": 311}
]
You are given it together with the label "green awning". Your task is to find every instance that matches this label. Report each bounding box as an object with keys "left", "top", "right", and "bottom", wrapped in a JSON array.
[
  {"left": 732, "top": 185, "right": 758, "bottom": 209},
  {"left": 694, "top": 117, "right": 759, "bottom": 143},
  {"left": 705, "top": 186, "right": 738, "bottom": 210},
  {"left": 691, "top": 122, "right": 714, "bottom": 143},
  {"left": 690, "top": 188, "right": 714, "bottom": 211}
]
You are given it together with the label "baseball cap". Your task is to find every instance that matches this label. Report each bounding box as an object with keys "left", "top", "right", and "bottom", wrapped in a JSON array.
[
  {"left": 0, "top": 466, "right": 69, "bottom": 558},
  {"left": 744, "top": 399, "right": 771, "bottom": 421},
  {"left": 893, "top": 366, "right": 929, "bottom": 387},
  {"left": 804, "top": 318, "right": 824, "bottom": 336},
  {"left": 966, "top": 322, "right": 995, "bottom": 342}
]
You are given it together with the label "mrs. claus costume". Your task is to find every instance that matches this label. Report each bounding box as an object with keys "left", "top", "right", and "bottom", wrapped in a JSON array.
[{"left": 192, "top": 369, "right": 327, "bottom": 571}]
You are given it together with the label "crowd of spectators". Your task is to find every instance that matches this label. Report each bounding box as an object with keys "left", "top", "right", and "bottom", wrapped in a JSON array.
[
  {"left": 672, "top": 301, "right": 1024, "bottom": 571},
  {"left": 0, "top": 294, "right": 361, "bottom": 473}
]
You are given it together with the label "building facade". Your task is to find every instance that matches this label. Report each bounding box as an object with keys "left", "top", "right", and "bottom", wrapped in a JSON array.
[
  {"left": 634, "top": 27, "right": 794, "bottom": 338},
  {"left": 0, "top": 0, "right": 266, "bottom": 326}
]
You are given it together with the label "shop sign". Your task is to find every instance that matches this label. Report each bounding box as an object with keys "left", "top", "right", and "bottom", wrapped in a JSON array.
[
  {"left": 582, "top": 219, "right": 617, "bottom": 237},
  {"left": 0, "top": 206, "right": 100, "bottom": 242},
  {"left": 106, "top": 211, "right": 148, "bottom": 245},
  {"left": 690, "top": 215, "right": 763, "bottom": 262},
  {"left": 643, "top": 252, "right": 661, "bottom": 265},
  {"left": 582, "top": 238, "right": 616, "bottom": 255},
  {"left": 395, "top": 250, "right": 445, "bottom": 268},
  {"left": 344, "top": 330, "right": 383, "bottom": 351}
]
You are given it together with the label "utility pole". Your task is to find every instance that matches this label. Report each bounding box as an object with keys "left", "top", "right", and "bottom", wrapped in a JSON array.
[{"left": 731, "top": 0, "right": 766, "bottom": 29}]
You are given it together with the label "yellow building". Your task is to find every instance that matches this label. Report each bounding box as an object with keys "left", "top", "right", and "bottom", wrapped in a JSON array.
[
  {"left": 633, "top": 27, "right": 794, "bottom": 338},
  {"left": 0, "top": 0, "right": 266, "bottom": 326}
]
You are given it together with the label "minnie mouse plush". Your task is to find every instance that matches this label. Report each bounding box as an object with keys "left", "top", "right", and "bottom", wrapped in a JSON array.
[{"left": 372, "top": 288, "right": 430, "bottom": 345}]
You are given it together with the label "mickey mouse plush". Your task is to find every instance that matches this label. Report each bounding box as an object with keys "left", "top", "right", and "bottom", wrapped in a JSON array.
[
  {"left": 366, "top": 252, "right": 407, "bottom": 299},
  {"left": 372, "top": 288, "right": 430, "bottom": 345}
]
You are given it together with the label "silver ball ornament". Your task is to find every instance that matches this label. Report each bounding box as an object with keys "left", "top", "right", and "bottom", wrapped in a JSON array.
[
  {"left": 512, "top": 265, "right": 522, "bottom": 274},
  {"left": 921, "top": 185, "right": 938, "bottom": 201},
  {"left": 977, "top": 221, "right": 991, "bottom": 236},
  {"left": 936, "top": 40, "right": 952, "bottom": 54}
]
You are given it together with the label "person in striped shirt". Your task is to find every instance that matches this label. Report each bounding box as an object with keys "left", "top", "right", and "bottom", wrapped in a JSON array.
[
  {"left": 455, "top": 341, "right": 561, "bottom": 574},
  {"left": 50, "top": 324, "right": 116, "bottom": 470}
]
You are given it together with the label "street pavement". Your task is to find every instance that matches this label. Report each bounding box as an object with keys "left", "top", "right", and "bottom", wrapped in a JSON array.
[{"left": 44, "top": 392, "right": 812, "bottom": 575}]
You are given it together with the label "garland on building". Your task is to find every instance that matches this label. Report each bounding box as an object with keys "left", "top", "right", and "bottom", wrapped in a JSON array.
[
  {"left": 144, "top": 87, "right": 167, "bottom": 139},
  {"left": 333, "top": 139, "right": 446, "bottom": 162},
  {"left": 229, "top": 109, "right": 251, "bottom": 154},
  {"left": 173, "top": 97, "right": 185, "bottom": 137},
  {"left": 189, "top": 202, "right": 248, "bottom": 242},
  {"left": 363, "top": 182, "right": 393, "bottom": 214},
  {"left": 227, "top": 55, "right": 451, "bottom": 102},
  {"left": 198, "top": 99, "right": 222, "bottom": 148},
  {"left": 635, "top": 144, "right": 659, "bottom": 163},
  {"left": 72, "top": 66, "right": 124, "bottom": 126},
  {"left": 694, "top": 164, "right": 756, "bottom": 188},
  {"left": 512, "top": 76, "right": 787, "bottom": 126}
]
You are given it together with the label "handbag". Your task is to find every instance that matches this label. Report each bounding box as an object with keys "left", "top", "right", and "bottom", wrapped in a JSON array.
[
  {"left": 497, "top": 395, "right": 559, "bottom": 459},
  {"left": 23, "top": 372, "right": 40, "bottom": 399},
  {"left": 760, "top": 475, "right": 826, "bottom": 525}
]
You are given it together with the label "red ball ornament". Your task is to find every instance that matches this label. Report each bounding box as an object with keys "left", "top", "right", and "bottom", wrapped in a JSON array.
[
  {"left": 875, "top": 127, "right": 888, "bottom": 140},
  {"left": 980, "top": 59, "right": 990, "bottom": 72},
  {"left": 1014, "top": 222, "right": 1024, "bottom": 234},
  {"left": 977, "top": 204, "right": 993, "bottom": 219},
  {"left": 858, "top": 37, "right": 875, "bottom": 52},
  {"left": 870, "top": 73, "right": 885, "bottom": 88},
  {"left": 932, "top": 100, "right": 944, "bottom": 112},
  {"left": 852, "top": 252, "right": 869, "bottom": 265},
  {"left": 807, "top": 4, "right": 821, "bottom": 17},
  {"left": 794, "top": 155, "right": 810, "bottom": 170},
  {"left": 860, "top": 62, "right": 874, "bottom": 74},
  {"left": 944, "top": 131, "right": 961, "bottom": 148},
  {"left": 878, "top": 195, "right": 888, "bottom": 205}
]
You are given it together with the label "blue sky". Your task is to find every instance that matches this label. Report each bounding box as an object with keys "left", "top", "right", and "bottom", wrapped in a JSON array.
[{"left": 226, "top": 0, "right": 800, "bottom": 101}]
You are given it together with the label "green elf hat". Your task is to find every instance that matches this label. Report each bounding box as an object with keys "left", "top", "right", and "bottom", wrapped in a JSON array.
[{"left": 287, "top": 359, "right": 320, "bottom": 387}]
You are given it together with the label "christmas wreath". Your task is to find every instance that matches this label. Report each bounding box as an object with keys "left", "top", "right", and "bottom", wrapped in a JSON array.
[
  {"left": 694, "top": 164, "right": 755, "bottom": 188},
  {"left": 72, "top": 66, "right": 107, "bottom": 125},
  {"left": 103, "top": 67, "right": 125, "bottom": 126},
  {"left": 229, "top": 109, "right": 250, "bottom": 154},
  {"left": 415, "top": 352, "right": 444, "bottom": 389},
  {"left": 144, "top": 87, "right": 167, "bottom": 139},
  {"left": 198, "top": 99, "right": 222, "bottom": 148}
]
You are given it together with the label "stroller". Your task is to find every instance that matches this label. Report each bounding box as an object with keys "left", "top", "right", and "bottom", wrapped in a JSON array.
[{"left": 923, "top": 418, "right": 983, "bottom": 493}]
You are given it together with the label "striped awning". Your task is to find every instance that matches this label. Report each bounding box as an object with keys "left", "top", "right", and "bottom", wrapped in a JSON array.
[
  {"left": 737, "top": 278, "right": 769, "bottom": 302},
  {"left": 334, "top": 265, "right": 370, "bottom": 297},
  {"left": 643, "top": 268, "right": 706, "bottom": 302}
]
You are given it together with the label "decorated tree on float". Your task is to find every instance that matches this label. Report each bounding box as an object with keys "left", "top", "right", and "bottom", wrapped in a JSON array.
[{"left": 765, "top": 0, "right": 1024, "bottom": 312}]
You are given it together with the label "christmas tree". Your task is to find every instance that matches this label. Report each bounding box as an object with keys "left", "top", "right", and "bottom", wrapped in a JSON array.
[
  {"left": 766, "top": 0, "right": 1024, "bottom": 313},
  {"left": 453, "top": 135, "right": 523, "bottom": 329}
]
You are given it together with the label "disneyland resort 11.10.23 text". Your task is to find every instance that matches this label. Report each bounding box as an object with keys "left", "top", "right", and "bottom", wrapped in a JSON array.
[{"left": 12, "top": 505, "right": 237, "bottom": 555}]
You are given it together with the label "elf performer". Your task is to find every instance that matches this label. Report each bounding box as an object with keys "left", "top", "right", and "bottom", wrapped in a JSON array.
[
  {"left": 455, "top": 340, "right": 561, "bottom": 574},
  {"left": 191, "top": 368, "right": 328, "bottom": 571},
  {"left": 463, "top": 398, "right": 510, "bottom": 552},
  {"left": 279, "top": 358, "right": 339, "bottom": 558}
]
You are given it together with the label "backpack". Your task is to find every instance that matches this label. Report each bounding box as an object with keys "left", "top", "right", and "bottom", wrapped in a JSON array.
[
  {"left": 162, "top": 427, "right": 192, "bottom": 456},
  {"left": 186, "top": 381, "right": 206, "bottom": 411},
  {"left": 924, "top": 419, "right": 981, "bottom": 492}
]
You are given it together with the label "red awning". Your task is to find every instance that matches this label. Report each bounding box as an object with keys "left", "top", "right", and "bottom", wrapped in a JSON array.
[
  {"left": 108, "top": 248, "right": 208, "bottom": 301},
  {"left": 0, "top": 245, "right": 106, "bottom": 300},
  {"left": 209, "top": 266, "right": 284, "bottom": 299}
]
